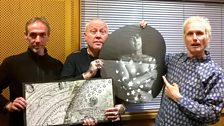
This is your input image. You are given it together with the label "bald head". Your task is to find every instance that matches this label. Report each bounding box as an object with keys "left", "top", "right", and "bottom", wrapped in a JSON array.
[{"left": 85, "top": 18, "right": 108, "bottom": 32}]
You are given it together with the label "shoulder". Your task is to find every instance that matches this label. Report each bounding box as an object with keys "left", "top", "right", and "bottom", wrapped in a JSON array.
[
  {"left": 2, "top": 52, "right": 27, "bottom": 64},
  {"left": 47, "top": 55, "right": 63, "bottom": 65},
  {"left": 66, "top": 48, "right": 87, "bottom": 60},
  {"left": 205, "top": 60, "right": 224, "bottom": 75},
  {"left": 200, "top": 51, "right": 223, "bottom": 75}
]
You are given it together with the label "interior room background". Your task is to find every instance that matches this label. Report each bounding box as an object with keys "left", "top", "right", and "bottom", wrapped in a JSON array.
[
  {"left": 0, "top": 0, "right": 223, "bottom": 113},
  {"left": 81, "top": 0, "right": 224, "bottom": 111}
]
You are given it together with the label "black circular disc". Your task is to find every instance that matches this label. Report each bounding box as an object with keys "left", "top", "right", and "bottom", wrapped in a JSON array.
[{"left": 99, "top": 25, "right": 166, "bottom": 103}]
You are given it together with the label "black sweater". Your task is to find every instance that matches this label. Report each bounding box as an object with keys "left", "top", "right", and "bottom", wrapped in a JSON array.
[
  {"left": 61, "top": 48, "right": 100, "bottom": 80},
  {"left": 61, "top": 48, "right": 122, "bottom": 126},
  {"left": 0, "top": 48, "right": 63, "bottom": 126}
]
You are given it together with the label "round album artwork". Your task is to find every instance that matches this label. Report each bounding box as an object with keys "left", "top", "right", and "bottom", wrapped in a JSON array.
[{"left": 99, "top": 25, "right": 166, "bottom": 103}]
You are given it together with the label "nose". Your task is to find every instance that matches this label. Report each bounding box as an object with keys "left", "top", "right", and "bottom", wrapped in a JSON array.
[
  {"left": 35, "top": 35, "right": 41, "bottom": 43},
  {"left": 193, "top": 33, "right": 197, "bottom": 40},
  {"left": 95, "top": 31, "right": 102, "bottom": 37}
]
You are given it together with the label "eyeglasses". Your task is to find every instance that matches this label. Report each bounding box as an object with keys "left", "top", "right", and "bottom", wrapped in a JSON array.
[{"left": 28, "top": 32, "right": 47, "bottom": 39}]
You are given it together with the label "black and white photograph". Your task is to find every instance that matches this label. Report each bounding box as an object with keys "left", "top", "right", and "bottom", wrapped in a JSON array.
[{"left": 99, "top": 25, "right": 166, "bottom": 103}]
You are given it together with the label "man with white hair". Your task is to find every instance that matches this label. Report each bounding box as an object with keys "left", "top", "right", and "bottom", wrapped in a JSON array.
[{"left": 155, "top": 16, "right": 224, "bottom": 125}]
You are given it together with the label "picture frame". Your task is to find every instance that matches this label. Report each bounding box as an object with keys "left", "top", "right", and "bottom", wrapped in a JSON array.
[{"left": 23, "top": 78, "right": 114, "bottom": 126}]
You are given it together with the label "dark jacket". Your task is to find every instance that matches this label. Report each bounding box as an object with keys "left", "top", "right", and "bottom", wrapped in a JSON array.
[{"left": 0, "top": 48, "right": 63, "bottom": 126}]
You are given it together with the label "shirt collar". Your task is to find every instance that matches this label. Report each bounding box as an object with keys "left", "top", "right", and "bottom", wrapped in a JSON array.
[
  {"left": 27, "top": 48, "right": 48, "bottom": 60},
  {"left": 182, "top": 50, "right": 211, "bottom": 63}
]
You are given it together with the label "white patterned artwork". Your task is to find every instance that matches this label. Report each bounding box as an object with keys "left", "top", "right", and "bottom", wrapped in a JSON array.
[{"left": 24, "top": 78, "right": 114, "bottom": 126}]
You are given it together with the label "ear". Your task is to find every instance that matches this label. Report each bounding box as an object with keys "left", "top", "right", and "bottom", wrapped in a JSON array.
[
  {"left": 207, "top": 34, "right": 211, "bottom": 41},
  {"left": 84, "top": 32, "right": 87, "bottom": 39},
  {"left": 24, "top": 32, "right": 28, "bottom": 40}
]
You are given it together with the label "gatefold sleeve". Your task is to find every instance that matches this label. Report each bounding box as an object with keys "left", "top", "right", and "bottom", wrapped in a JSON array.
[{"left": 23, "top": 78, "right": 114, "bottom": 126}]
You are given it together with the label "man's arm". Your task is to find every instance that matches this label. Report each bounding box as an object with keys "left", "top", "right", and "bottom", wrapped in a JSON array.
[
  {"left": 163, "top": 74, "right": 224, "bottom": 124},
  {"left": 0, "top": 58, "right": 27, "bottom": 112},
  {"left": 82, "top": 59, "right": 104, "bottom": 79},
  {"left": 0, "top": 58, "right": 11, "bottom": 111}
]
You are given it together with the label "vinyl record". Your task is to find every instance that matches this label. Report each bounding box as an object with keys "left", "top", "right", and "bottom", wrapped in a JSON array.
[{"left": 99, "top": 25, "right": 166, "bottom": 103}]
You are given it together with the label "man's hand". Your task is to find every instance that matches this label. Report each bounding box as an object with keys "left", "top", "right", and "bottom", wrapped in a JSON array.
[
  {"left": 139, "top": 20, "right": 147, "bottom": 29},
  {"left": 83, "top": 59, "right": 104, "bottom": 79},
  {"left": 83, "top": 117, "right": 97, "bottom": 126},
  {"left": 162, "top": 76, "right": 182, "bottom": 102},
  {"left": 5, "top": 97, "right": 27, "bottom": 112},
  {"left": 105, "top": 104, "right": 125, "bottom": 122}
]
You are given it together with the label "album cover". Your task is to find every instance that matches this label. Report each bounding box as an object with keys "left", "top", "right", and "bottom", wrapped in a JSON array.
[{"left": 23, "top": 78, "right": 114, "bottom": 126}]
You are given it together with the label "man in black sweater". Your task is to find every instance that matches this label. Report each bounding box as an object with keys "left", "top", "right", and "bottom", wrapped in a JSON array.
[
  {"left": 61, "top": 18, "right": 125, "bottom": 126},
  {"left": 0, "top": 17, "right": 63, "bottom": 126}
]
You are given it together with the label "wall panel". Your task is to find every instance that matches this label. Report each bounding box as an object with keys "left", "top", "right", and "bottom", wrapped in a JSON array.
[
  {"left": 0, "top": 0, "right": 81, "bottom": 63},
  {"left": 0, "top": 0, "right": 80, "bottom": 100}
]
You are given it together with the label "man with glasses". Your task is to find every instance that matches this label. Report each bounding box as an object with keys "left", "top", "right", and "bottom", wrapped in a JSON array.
[{"left": 0, "top": 17, "right": 63, "bottom": 126}]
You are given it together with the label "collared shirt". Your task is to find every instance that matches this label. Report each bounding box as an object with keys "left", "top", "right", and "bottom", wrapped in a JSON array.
[{"left": 155, "top": 51, "right": 224, "bottom": 126}]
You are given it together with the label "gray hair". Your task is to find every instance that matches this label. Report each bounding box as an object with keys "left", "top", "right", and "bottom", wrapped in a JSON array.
[
  {"left": 183, "top": 16, "right": 211, "bottom": 39},
  {"left": 25, "top": 16, "right": 51, "bottom": 36}
]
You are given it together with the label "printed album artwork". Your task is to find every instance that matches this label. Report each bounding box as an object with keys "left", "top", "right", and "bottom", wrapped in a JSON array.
[
  {"left": 23, "top": 78, "right": 114, "bottom": 126},
  {"left": 99, "top": 25, "right": 166, "bottom": 103}
]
